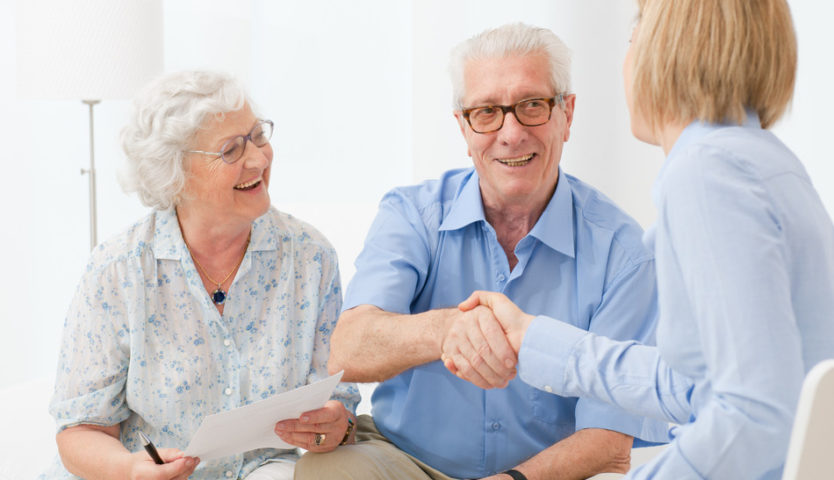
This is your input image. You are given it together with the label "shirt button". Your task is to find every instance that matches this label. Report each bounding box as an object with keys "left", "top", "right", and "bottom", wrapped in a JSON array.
[
  {"left": 224, "top": 339, "right": 232, "bottom": 347},
  {"left": 492, "top": 422, "right": 501, "bottom": 431},
  {"left": 224, "top": 387, "right": 233, "bottom": 396},
  {"left": 544, "top": 385, "right": 553, "bottom": 393},
  {"left": 225, "top": 471, "right": 234, "bottom": 478},
  {"left": 497, "top": 274, "right": 506, "bottom": 282}
]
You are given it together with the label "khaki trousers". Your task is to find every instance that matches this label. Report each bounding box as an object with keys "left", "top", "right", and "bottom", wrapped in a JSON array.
[{"left": 294, "top": 414, "right": 459, "bottom": 480}]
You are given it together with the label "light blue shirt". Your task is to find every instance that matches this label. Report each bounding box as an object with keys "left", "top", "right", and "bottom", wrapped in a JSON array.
[
  {"left": 519, "top": 113, "right": 834, "bottom": 479},
  {"left": 42, "top": 207, "right": 359, "bottom": 480},
  {"left": 344, "top": 168, "right": 670, "bottom": 478}
]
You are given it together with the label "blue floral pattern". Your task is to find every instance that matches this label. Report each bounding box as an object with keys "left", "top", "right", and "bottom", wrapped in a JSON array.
[{"left": 41, "top": 207, "right": 359, "bottom": 479}]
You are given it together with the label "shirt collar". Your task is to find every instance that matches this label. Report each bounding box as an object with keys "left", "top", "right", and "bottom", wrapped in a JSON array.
[
  {"left": 439, "top": 168, "right": 575, "bottom": 258},
  {"left": 152, "top": 207, "right": 278, "bottom": 260},
  {"left": 439, "top": 170, "right": 486, "bottom": 231},
  {"left": 529, "top": 170, "right": 575, "bottom": 258},
  {"left": 652, "top": 110, "right": 761, "bottom": 207}
]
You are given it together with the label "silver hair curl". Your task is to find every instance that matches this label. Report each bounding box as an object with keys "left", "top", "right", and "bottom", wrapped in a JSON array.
[
  {"left": 119, "top": 70, "right": 249, "bottom": 210},
  {"left": 448, "top": 23, "right": 572, "bottom": 109}
]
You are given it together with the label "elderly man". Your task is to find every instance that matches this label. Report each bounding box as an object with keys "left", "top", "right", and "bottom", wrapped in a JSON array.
[{"left": 295, "top": 23, "right": 668, "bottom": 480}]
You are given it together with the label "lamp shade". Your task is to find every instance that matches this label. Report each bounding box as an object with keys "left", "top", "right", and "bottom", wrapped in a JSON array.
[{"left": 16, "top": 0, "right": 163, "bottom": 100}]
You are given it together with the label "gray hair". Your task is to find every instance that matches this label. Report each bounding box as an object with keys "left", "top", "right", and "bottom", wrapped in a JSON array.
[
  {"left": 119, "top": 70, "right": 248, "bottom": 210},
  {"left": 448, "top": 23, "right": 572, "bottom": 109}
]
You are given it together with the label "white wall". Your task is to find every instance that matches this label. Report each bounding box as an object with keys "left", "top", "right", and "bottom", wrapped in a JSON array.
[{"left": 1, "top": 0, "right": 832, "bottom": 395}]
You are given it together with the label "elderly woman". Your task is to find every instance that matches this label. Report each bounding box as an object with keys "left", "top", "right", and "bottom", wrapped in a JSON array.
[
  {"left": 451, "top": 0, "right": 834, "bottom": 479},
  {"left": 40, "top": 70, "right": 359, "bottom": 480}
]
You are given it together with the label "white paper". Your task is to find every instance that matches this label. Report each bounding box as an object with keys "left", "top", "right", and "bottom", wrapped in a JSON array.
[{"left": 183, "top": 371, "right": 344, "bottom": 460}]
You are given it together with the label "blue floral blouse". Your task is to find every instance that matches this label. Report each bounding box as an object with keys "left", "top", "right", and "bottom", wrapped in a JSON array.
[{"left": 41, "top": 207, "right": 360, "bottom": 479}]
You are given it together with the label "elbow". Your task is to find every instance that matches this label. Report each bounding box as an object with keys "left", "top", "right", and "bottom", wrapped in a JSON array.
[
  {"left": 327, "top": 345, "right": 363, "bottom": 381},
  {"left": 327, "top": 314, "right": 356, "bottom": 380},
  {"left": 327, "top": 350, "right": 346, "bottom": 377}
]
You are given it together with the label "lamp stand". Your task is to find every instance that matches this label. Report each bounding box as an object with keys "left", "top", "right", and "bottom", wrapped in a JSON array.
[{"left": 80, "top": 99, "right": 100, "bottom": 251}]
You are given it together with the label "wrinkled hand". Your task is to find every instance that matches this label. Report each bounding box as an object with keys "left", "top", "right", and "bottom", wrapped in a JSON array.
[
  {"left": 128, "top": 448, "right": 199, "bottom": 480},
  {"left": 274, "top": 400, "right": 352, "bottom": 452},
  {"left": 458, "top": 291, "right": 535, "bottom": 354},
  {"left": 440, "top": 305, "right": 517, "bottom": 389}
]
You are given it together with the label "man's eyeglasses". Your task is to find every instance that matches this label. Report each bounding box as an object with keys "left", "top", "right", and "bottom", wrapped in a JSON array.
[
  {"left": 460, "top": 95, "right": 563, "bottom": 134},
  {"left": 186, "top": 119, "right": 274, "bottom": 164}
]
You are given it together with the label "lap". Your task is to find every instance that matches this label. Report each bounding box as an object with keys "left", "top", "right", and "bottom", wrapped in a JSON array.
[
  {"left": 245, "top": 460, "right": 295, "bottom": 480},
  {"left": 294, "top": 415, "right": 455, "bottom": 480}
]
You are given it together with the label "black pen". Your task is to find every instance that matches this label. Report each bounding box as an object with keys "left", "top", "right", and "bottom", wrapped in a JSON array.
[{"left": 138, "top": 430, "right": 165, "bottom": 465}]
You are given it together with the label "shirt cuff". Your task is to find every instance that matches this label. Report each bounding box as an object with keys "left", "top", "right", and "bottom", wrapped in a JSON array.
[{"left": 518, "top": 315, "right": 588, "bottom": 394}]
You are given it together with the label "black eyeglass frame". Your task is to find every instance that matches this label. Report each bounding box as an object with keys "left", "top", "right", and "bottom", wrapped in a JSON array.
[
  {"left": 186, "top": 119, "right": 274, "bottom": 164},
  {"left": 460, "top": 95, "right": 564, "bottom": 134}
]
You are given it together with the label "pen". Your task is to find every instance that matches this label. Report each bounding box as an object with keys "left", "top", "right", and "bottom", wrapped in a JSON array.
[{"left": 138, "top": 430, "right": 165, "bottom": 465}]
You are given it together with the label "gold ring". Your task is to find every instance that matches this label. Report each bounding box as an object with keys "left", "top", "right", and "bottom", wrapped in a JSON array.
[{"left": 314, "top": 433, "right": 326, "bottom": 446}]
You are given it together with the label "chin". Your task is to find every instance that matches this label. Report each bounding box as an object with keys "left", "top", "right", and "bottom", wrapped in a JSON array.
[{"left": 631, "top": 123, "right": 659, "bottom": 146}]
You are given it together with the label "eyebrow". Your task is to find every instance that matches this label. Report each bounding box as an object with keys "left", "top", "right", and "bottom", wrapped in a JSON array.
[
  {"left": 214, "top": 120, "right": 262, "bottom": 146},
  {"left": 465, "top": 92, "right": 555, "bottom": 108}
]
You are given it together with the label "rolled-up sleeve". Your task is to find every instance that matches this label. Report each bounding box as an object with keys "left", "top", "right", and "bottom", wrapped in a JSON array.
[
  {"left": 49, "top": 258, "right": 132, "bottom": 431},
  {"left": 343, "top": 191, "right": 432, "bottom": 314},
  {"left": 312, "top": 248, "right": 360, "bottom": 411}
]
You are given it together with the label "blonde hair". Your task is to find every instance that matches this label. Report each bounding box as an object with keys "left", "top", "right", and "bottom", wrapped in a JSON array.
[
  {"left": 632, "top": 0, "right": 796, "bottom": 129},
  {"left": 449, "top": 23, "right": 571, "bottom": 109}
]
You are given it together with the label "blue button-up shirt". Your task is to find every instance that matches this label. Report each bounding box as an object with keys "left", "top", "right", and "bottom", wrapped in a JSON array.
[
  {"left": 519, "top": 114, "right": 834, "bottom": 479},
  {"left": 344, "top": 168, "right": 670, "bottom": 478}
]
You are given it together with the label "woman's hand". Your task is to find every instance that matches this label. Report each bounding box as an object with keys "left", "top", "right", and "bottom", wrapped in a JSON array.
[
  {"left": 57, "top": 424, "right": 199, "bottom": 480},
  {"left": 127, "top": 448, "right": 199, "bottom": 480},
  {"left": 458, "top": 291, "right": 535, "bottom": 354},
  {"left": 274, "top": 400, "right": 353, "bottom": 453}
]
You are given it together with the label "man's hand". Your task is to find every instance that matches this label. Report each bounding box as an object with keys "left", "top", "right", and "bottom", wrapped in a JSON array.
[
  {"left": 458, "top": 291, "right": 535, "bottom": 354},
  {"left": 440, "top": 305, "right": 517, "bottom": 389}
]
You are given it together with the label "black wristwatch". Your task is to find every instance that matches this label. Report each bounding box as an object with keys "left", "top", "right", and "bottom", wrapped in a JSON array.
[{"left": 503, "top": 469, "right": 528, "bottom": 480}]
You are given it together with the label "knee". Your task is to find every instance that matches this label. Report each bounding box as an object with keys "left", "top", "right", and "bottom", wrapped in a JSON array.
[{"left": 294, "top": 446, "right": 377, "bottom": 480}]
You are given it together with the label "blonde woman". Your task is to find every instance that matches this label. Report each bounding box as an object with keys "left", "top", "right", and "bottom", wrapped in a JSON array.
[{"left": 451, "top": 1, "right": 834, "bottom": 478}]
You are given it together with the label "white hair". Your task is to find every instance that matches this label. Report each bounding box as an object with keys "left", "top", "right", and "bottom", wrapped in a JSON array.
[
  {"left": 448, "top": 23, "right": 572, "bottom": 108},
  {"left": 119, "top": 70, "right": 248, "bottom": 210}
]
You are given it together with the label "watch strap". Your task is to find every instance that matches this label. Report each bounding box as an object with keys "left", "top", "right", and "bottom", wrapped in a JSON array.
[
  {"left": 503, "top": 469, "right": 528, "bottom": 480},
  {"left": 340, "top": 417, "right": 355, "bottom": 445}
]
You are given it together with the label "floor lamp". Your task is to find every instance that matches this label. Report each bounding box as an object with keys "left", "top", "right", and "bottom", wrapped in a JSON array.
[{"left": 16, "top": 0, "right": 163, "bottom": 250}]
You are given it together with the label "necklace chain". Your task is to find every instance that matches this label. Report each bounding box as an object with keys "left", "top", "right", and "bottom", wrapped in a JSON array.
[{"left": 186, "top": 233, "right": 250, "bottom": 291}]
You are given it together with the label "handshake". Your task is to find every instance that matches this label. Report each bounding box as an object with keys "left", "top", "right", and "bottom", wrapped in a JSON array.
[{"left": 439, "top": 291, "right": 536, "bottom": 390}]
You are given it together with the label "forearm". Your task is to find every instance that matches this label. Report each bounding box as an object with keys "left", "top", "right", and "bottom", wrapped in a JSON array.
[
  {"left": 509, "top": 428, "right": 632, "bottom": 480},
  {"left": 57, "top": 424, "right": 132, "bottom": 480},
  {"left": 328, "top": 305, "right": 452, "bottom": 382}
]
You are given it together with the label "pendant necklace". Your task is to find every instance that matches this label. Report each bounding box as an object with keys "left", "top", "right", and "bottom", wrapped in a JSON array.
[{"left": 187, "top": 234, "right": 250, "bottom": 305}]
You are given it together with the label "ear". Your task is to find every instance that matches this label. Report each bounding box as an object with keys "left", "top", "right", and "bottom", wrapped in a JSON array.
[
  {"left": 561, "top": 94, "right": 576, "bottom": 142},
  {"left": 453, "top": 111, "right": 472, "bottom": 157}
]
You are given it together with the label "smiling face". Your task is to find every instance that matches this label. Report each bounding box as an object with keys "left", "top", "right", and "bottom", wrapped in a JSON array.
[
  {"left": 180, "top": 103, "right": 273, "bottom": 227},
  {"left": 455, "top": 53, "right": 574, "bottom": 210}
]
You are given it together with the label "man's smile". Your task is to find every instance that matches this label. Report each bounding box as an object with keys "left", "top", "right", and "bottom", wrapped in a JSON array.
[{"left": 495, "top": 153, "right": 535, "bottom": 167}]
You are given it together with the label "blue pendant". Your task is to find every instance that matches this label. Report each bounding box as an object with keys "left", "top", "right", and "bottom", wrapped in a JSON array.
[{"left": 212, "top": 288, "right": 226, "bottom": 305}]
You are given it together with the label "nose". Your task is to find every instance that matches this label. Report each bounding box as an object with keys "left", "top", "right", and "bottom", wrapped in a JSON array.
[
  {"left": 241, "top": 139, "right": 272, "bottom": 169},
  {"left": 497, "top": 110, "right": 528, "bottom": 145}
]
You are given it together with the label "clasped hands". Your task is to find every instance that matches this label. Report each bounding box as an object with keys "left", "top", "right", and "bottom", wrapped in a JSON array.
[{"left": 440, "top": 291, "right": 534, "bottom": 389}]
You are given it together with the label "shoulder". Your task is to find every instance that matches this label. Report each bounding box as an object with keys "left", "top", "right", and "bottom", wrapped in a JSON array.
[
  {"left": 662, "top": 126, "right": 801, "bottom": 201},
  {"left": 565, "top": 174, "right": 651, "bottom": 264},
  {"left": 85, "top": 211, "right": 158, "bottom": 275},
  {"left": 263, "top": 206, "right": 338, "bottom": 263},
  {"left": 380, "top": 167, "right": 473, "bottom": 227}
]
